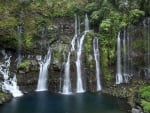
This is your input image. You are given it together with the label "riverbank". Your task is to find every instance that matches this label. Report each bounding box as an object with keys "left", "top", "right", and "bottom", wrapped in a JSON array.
[{"left": 102, "top": 79, "right": 150, "bottom": 113}]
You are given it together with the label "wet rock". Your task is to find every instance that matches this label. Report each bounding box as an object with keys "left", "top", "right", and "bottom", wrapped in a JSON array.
[
  {"left": 30, "top": 60, "right": 38, "bottom": 66},
  {"left": 18, "top": 70, "right": 25, "bottom": 74},
  {"left": 131, "top": 108, "right": 143, "bottom": 113},
  {"left": 0, "top": 100, "right": 2, "bottom": 104},
  {"left": 0, "top": 92, "right": 12, "bottom": 105}
]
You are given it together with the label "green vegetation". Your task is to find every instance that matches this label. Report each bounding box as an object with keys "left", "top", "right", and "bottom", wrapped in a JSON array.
[
  {"left": 0, "top": 92, "right": 9, "bottom": 98},
  {"left": 24, "top": 34, "right": 33, "bottom": 48},
  {"left": 0, "top": 0, "right": 150, "bottom": 110},
  {"left": 18, "top": 60, "right": 30, "bottom": 70},
  {"left": 0, "top": 0, "right": 148, "bottom": 51},
  {"left": 84, "top": 32, "right": 95, "bottom": 80},
  {"left": 84, "top": 32, "right": 93, "bottom": 56},
  {"left": 139, "top": 86, "right": 150, "bottom": 112},
  {"left": 0, "top": 92, "right": 12, "bottom": 104},
  {"left": 0, "top": 0, "right": 148, "bottom": 84},
  {"left": 0, "top": 0, "right": 86, "bottom": 50}
]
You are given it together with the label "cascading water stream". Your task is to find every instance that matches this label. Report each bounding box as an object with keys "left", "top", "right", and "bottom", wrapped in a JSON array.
[
  {"left": 123, "top": 30, "right": 126, "bottom": 80},
  {"left": 59, "top": 51, "right": 66, "bottom": 93},
  {"left": 93, "top": 37, "right": 102, "bottom": 91},
  {"left": 130, "top": 27, "right": 133, "bottom": 77},
  {"left": 71, "top": 15, "right": 78, "bottom": 52},
  {"left": 147, "top": 18, "right": 150, "bottom": 76},
  {"left": 76, "top": 14, "right": 89, "bottom": 93},
  {"left": 71, "top": 35, "right": 77, "bottom": 52},
  {"left": 0, "top": 54, "right": 11, "bottom": 81},
  {"left": 143, "top": 19, "right": 150, "bottom": 78},
  {"left": 0, "top": 50, "right": 23, "bottom": 97},
  {"left": 76, "top": 32, "right": 86, "bottom": 93},
  {"left": 123, "top": 29, "right": 129, "bottom": 83},
  {"left": 62, "top": 52, "right": 72, "bottom": 94},
  {"left": 16, "top": 25, "right": 23, "bottom": 67},
  {"left": 78, "top": 16, "right": 81, "bottom": 36},
  {"left": 85, "top": 14, "right": 89, "bottom": 31},
  {"left": 2, "top": 74, "right": 23, "bottom": 97},
  {"left": 116, "top": 32, "right": 123, "bottom": 84},
  {"left": 126, "top": 31, "right": 130, "bottom": 76},
  {"left": 62, "top": 15, "right": 78, "bottom": 94},
  {"left": 62, "top": 14, "right": 89, "bottom": 93},
  {"left": 36, "top": 47, "right": 51, "bottom": 92}
]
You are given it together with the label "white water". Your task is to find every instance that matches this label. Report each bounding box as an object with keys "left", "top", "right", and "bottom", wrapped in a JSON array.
[
  {"left": 76, "top": 32, "right": 86, "bottom": 93},
  {"left": 36, "top": 47, "right": 51, "bottom": 91},
  {"left": 76, "top": 14, "right": 89, "bottom": 93},
  {"left": 71, "top": 15, "right": 78, "bottom": 52},
  {"left": 62, "top": 52, "right": 72, "bottom": 94},
  {"left": 2, "top": 74, "right": 23, "bottom": 97},
  {"left": 62, "top": 15, "right": 78, "bottom": 94},
  {"left": 116, "top": 32, "right": 123, "bottom": 84},
  {"left": 78, "top": 16, "right": 81, "bottom": 35},
  {"left": 71, "top": 35, "right": 77, "bottom": 52},
  {"left": 93, "top": 37, "right": 102, "bottom": 91},
  {"left": 0, "top": 51, "right": 23, "bottom": 97},
  {"left": 85, "top": 14, "right": 89, "bottom": 31}
]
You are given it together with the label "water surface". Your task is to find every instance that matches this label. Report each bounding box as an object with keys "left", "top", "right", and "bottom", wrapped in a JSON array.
[{"left": 0, "top": 91, "right": 129, "bottom": 113}]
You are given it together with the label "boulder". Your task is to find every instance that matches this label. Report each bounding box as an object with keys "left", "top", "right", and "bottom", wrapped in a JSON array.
[{"left": 131, "top": 108, "right": 142, "bottom": 113}]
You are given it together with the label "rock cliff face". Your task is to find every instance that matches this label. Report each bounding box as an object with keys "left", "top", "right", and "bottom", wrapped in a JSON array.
[
  {"left": 0, "top": 16, "right": 149, "bottom": 113},
  {"left": 15, "top": 17, "right": 74, "bottom": 93},
  {"left": 0, "top": 17, "right": 150, "bottom": 113},
  {"left": 0, "top": 17, "right": 149, "bottom": 94},
  {"left": 0, "top": 1, "right": 149, "bottom": 112},
  {"left": 15, "top": 17, "right": 101, "bottom": 93}
]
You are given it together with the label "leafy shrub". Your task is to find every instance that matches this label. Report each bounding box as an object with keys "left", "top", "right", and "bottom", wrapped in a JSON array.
[
  {"left": 18, "top": 60, "right": 30, "bottom": 70},
  {"left": 139, "top": 86, "right": 150, "bottom": 112},
  {"left": 141, "top": 99, "right": 150, "bottom": 112}
]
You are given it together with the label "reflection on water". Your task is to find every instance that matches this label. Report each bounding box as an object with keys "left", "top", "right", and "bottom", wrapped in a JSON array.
[{"left": 0, "top": 92, "right": 129, "bottom": 113}]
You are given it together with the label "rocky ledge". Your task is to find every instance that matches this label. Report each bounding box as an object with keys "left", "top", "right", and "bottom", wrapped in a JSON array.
[
  {"left": 101, "top": 79, "right": 150, "bottom": 113},
  {"left": 0, "top": 92, "right": 12, "bottom": 105}
]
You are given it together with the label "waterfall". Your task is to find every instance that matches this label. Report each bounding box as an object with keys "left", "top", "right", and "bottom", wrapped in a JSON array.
[
  {"left": 78, "top": 16, "right": 81, "bottom": 36},
  {"left": 145, "top": 18, "right": 150, "bottom": 77},
  {"left": 148, "top": 18, "right": 150, "bottom": 74},
  {"left": 16, "top": 25, "right": 23, "bottom": 67},
  {"left": 62, "top": 52, "right": 72, "bottom": 94},
  {"left": 142, "top": 19, "right": 150, "bottom": 78},
  {"left": 116, "top": 32, "right": 123, "bottom": 84},
  {"left": 76, "top": 14, "right": 89, "bottom": 93},
  {"left": 71, "top": 15, "right": 78, "bottom": 52},
  {"left": 0, "top": 50, "right": 23, "bottom": 97},
  {"left": 76, "top": 32, "right": 86, "bottom": 93},
  {"left": 36, "top": 47, "right": 51, "bottom": 92},
  {"left": 62, "top": 15, "right": 78, "bottom": 94},
  {"left": 130, "top": 28, "right": 133, "bottom": 77},
  {"left": 2, "top": 74, "right": 23, "bottom": 97},
  {"left": 123, "top": 29, "right": 129, "bottom": 83},
  {"left": 123, "top": 30, "right": 126, "bottom": 82},
  {"left": 93, "top": 37, "right": 102, "bottom": 91},
  {"left": 62, "top": 14, "right": 89, "bottom": 93},
  {"left": 85, "top": 14, "right": 89, "bottom": 31},
  {"left": 71, "top": 34, "right": 77, "bottom": 52},
  {"left": 126, "top": 31, "right": 130, "bottom": 76}
]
